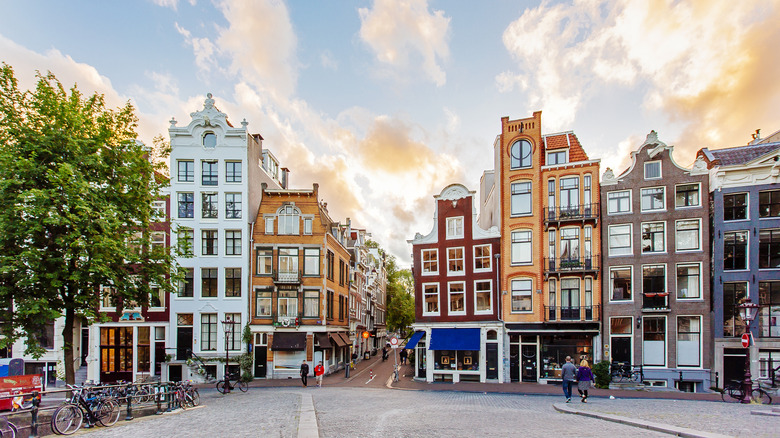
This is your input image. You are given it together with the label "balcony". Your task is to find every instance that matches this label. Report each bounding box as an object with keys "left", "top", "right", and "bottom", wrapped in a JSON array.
[
  {"left": 274, "top": 314, "right": 300, "bottom": 328},
  {"left": 544, "top": 203, "right": 599, "bottom": 229},
  {"left": 545, "top": 305, "right": 600, "bottom": 322},
  {"left": 544, "top": 257, "right": 599, "bottom": 278},
  {"left": 642, "top": 292, "right": 670, "bottom": 312},
  {"left": 273, "top": 269, "right": 302, "bottom": 284}
]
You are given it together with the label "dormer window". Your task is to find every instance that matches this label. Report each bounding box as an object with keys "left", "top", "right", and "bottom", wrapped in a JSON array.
[
  {"left": 547, "top": 150, "right": 567, "bottom": 165},
  {"left": 203, "top": 132, "right": 217, "bottom": 148}
]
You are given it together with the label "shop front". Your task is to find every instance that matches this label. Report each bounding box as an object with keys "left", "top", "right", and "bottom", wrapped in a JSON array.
[
  {"left": 410, "top": 325, "right": 503, "bottom": 383},
  {"left": 269, "top": 331, "right": 307, "bottom": 379},
  {"left": 93, "top": 324, "right": 168, "bottom": 383},
  {"left": 506, "top": 323, "right": 599, "bottom": 383}
]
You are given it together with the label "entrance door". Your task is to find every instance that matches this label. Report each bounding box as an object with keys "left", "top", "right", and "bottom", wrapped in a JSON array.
[
  {"left": 521, "top": 345, "right": 537, "bottom": 382},
  {"left": 154, "top": 342, "right": 165, "bottom": 377},
  {"left": 81, "top": 328, "right": 89, "bottom": 366},
  {"left": 486, "top": 343, "right": 498, "bottom": 379},
  {"left": 510, "top": 344, "right": 520, "bottom": 382},
  {"left": 723, "top": 348, "right": 747, "bottom": 384},
  {"left": 177, "top": 327, "right": 193, "bottom": 360},
  {"left": 254, "top": 346, "right": 267, "bottom": 378},
  {"left": 611, "top": 337, "right": 631, "bottom": 363},
  {"left": 100, "top": 327, "right": 133, "bottom": 383}
]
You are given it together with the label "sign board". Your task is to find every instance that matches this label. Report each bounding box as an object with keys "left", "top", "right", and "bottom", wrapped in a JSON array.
[
  {"left": 0, "top": 374, "right": 43, "bottom": 411},
  {"left": 741, "top": 333, "right": 750, "bottom": 348},
  {"left": 390, "top": 337, "right": 399, "bottom": 349}
]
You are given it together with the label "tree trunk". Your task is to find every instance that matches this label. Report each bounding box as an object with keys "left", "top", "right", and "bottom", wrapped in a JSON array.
[{"left": 63, "top": 306, "right": 76, "bottom": 385}]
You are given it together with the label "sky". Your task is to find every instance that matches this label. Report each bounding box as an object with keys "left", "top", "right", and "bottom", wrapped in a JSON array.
[{"left": 2, "top": 0, "right": 780, "bottom": 267}]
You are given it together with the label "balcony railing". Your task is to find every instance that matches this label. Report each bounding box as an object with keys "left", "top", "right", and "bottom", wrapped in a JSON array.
[
  {"left": 642, "top": 292, "right": 670, "bottom": 311},
  {"left": 273, "top": 269, "right": 302, "bottom": 284},
  {"left": 544, "top": 257, "right": 599, "bottom": 276},
  {"left": 545, "top": 305, "right": 600, "bottom": 322},
  {"left": 545, "top": 203, "right": 599, "bottom": 224}
]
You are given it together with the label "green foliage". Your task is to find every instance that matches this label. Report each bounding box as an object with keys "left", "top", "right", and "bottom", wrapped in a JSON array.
[
  {"left": 242, "top": 323, "right": 252, "bottom": 349},
  {"left": 238, "top": 352, "right": 253, "bottom": 382},
  {"left": 387, "top": 287, "right": 414, "bottom": 334},
  {"left": 592, "top": 360, "right": 611, "bottom": 389},
  {"left": 0, "top": 64, "right": 179, "bottom": 382}
]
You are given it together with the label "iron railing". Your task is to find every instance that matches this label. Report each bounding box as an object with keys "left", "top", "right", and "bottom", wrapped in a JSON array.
[
  {"left": 642, "top": 293, "right": 670, "bottom": 310},
  {"left": 544, "top": 305, "right": 600, "bottom": 322},
  {"left": 544, "top": 256, "right": 599, "bottom": 274},
  {"left": 273, "top": 269, "right": 301, "bottom": 284},
  {"left": 545, "top": 203, "right": 599, "bottom": 223}
]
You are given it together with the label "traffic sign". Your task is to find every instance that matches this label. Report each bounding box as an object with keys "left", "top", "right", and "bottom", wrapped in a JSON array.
[
  {"left": 390, "top": 337, "right": 399, "bottom": 349},
  {"left": 741, "top": 333, "right": 750, "bottom": 348}
]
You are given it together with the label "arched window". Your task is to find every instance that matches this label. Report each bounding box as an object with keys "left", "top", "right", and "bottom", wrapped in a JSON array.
[
  {"left": 487, "top": 330, "right": 497, "bottom": 340},
  {"left": 277, "top": 204, "right": 301, "bottom": 235},
  {"left": 203, "top": 132, "right": 217, "bottom": 148},
  {"left": 510, "top": 139, "right": 532, "bottom": 169}
]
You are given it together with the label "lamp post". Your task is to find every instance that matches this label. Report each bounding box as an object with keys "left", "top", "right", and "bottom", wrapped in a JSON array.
[
  {"left": 222, "top": 317, "right": 236, "bottom": 394},
  {"left": 738, "top": 299, "right": 759, "bottom": 404}
]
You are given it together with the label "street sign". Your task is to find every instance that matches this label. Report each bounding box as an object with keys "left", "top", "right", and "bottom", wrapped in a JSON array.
[
  {"left": 741, "top": 333, "right": 750, "bottom": 348},
  {"left": 390, "top": 337, "right": 399, "bottom": 349}
]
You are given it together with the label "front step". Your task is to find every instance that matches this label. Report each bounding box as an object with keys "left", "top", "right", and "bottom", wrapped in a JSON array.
[{"left": 609, "top": 381, "right": 647, "bottom": 390}]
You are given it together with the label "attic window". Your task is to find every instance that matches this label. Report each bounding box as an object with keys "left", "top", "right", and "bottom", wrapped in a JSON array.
[
  {"left": 645, "top": 161, "right": 661, "bottom": 180},
  {"left": 203, "top": 132, "right": 217, "bottom": 149},
  {"left": 547, "top": 150, "right": 567, "bottom": 165}
]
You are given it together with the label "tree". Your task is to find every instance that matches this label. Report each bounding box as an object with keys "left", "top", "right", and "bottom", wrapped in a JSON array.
[{"left": 0, "top": 64, "right": 179, "bottom": 383}]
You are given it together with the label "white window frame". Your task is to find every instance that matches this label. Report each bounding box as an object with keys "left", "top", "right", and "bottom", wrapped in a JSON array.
[
  {"left": 264, "top": 216, "right": 274, "bottom": 235},
  {"left": 644, "top": 161, "right": 662, "bottom": 180},
  {"left": 723, "top": 192, "right": 749, "bottom": 222},
  {"left": 510, "top": 278, "right": 533, "bottom": 313},
  {"left": 421, "top": 249, "right": 438, "bottom": 275},
  {"left": 448, "top": 281, "right": 466, "bottom": 316},
  {"left": 642, "top": 315, "right": 667, "bottom": 368},
  {"left": 474, "top": 279, "right": 493, "bottom": 314},
  {"left": 446, "top": 216, "right": 464, "bottom": 239},
  {"left": 607, "top": 190, "right": 632, "bottom": 215},
  {"left": 610, "top": 266, "right": 633, "bottom": 302},
  {"left": 447, "top": 247, "right": 465, "bottom": 275},
  {"left": 675, "top": 183, "right": 701, "bottom": 209},
  {"left": 511, "top": 230, "right": 533, "bottom": 265},
  {"left": 640, "top": 186, "right": 666, "bottom": 212},
  {"left": 473, "top": 244, "right": 492, "bottom": 272},
  {"left": 676, "top": 262, "right": 702, "bottom": 300},
  {"left": 608, "top": 224, "right": 633, "bottom": 256},
  {"left": 675, "top": 219, "right": 702, "bottom": 252},
  {"left": 303, "top": 217, "right": 313, "bottom": 235},
  {"left": 422, "top": 283, "right": 440, "bottom": 316},
  {"left": 676, "top": 315, "right": 702, "bottom": 368},
  {"left": 641, "top": 221, "right": 666, "bottom": 254}
]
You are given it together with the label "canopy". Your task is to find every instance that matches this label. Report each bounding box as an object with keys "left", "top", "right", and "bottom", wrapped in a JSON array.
[
  {"left": 314, "top": 332, "right": 331, "bottom": 348},
  {"left": 404, "top": 331, "right": 425, "bottom": 350},
  {"left": 429, "top": 328, "right": 480, "bottom": 351},
  {"left": 271, "top": 332, "right": 307, "bottom": 351},
  {"left": 330, "top": 332, "right": 349, "bottom": 347}
]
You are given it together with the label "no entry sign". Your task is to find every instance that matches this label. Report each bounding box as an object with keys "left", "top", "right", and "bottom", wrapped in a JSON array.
[{"left": 741, "top": 333, "right": 750, "bottom": 348}]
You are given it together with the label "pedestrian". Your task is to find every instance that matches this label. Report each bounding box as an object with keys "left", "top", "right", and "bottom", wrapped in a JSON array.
[
  {"left": 576, "top": 359, "right": 593, "bottom": 402},
  {"left": 314, "top": 361, "right": 325, "bottom": 387},
  {"left": 561, "top": 356, "right": 577, "bottom": 403},
  {"left": 399, "top": 348, "right": 408, "bottom": 365},
  {"left": 382, "top": 346, "right": 388, "bottom": 361},
  {"left": 300, "top": 360, "right": 309, "bottom": 387}
]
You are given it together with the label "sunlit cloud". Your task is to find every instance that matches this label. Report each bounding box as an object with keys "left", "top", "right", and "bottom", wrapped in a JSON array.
[
  {"left": 151, "top": 0, "right": 196, "bottom": 11},
  {"left": 358, "top": 0, "right": 451, "bottom": 87},
  {"left": 501, "top": 0, "right": 780, "bottom": 163}
]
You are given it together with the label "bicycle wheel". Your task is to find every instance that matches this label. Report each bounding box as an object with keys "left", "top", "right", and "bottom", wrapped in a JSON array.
[
  {"left": 751, "top": 388, "right": 772, "bottom": 405},
  {"left": 630, "top": 371, "right": 642, "bottom": 383},
  {"left": 97, "top": 400, "right": 120, "bottom": 427},
  {"left": 722, "top": 384, "right": 743, "bottom": 402},
  {"left": 216, "top": 380, "right": 227, "bottom": 394},
  {"left": 190, "top": 388, "right": 200, "bottom": 406},
  {"left": 52, "top": 404, "right": 84, "bottom": 435},
  {"left": 238, "top": 380, "right": 248, "bottom": 392}
]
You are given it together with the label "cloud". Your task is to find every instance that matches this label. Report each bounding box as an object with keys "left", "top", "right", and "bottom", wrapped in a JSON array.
[
  {"left": 358, "top": 0, "right": 451, "bottom": 86},
  {"left": 320, "top": 50, "right": 338, "bottom": 71},
  {"left": 501, "top": 0, "right": 780, "bottom": 161},
  {"left": 151, "top": 0, "right": 196, "bottom": 10},
  {"left": 175, "top": 23, "right": 217, "bottom": 75}
]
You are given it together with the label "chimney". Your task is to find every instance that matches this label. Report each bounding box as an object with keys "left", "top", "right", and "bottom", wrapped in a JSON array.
[{"left": 281, "top": 168, "right": 289, "bottom": 189}]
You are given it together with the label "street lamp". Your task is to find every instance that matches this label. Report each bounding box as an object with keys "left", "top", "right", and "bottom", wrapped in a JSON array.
[
  {"left": 222, "top": 317, "right": 236, "bottom": 394},
  {"left": 738, "top": 299, "right": 760, "bottom": 404}
]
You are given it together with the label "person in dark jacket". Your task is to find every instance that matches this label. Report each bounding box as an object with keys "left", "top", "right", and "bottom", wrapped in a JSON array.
[
  {"left": 300, "top": 360, "right": 309, "bottom": 387},
  {"left": 561, "top": 356, "right": 577, "bottom": 402},
  {"left": 576, "top": 359, "right": 594, "bottom": 402}
]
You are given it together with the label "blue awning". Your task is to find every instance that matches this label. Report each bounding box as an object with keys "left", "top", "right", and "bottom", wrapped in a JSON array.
[
  {"left": 404, "top": 331, "right": 425, "bottom": 350},
  {"left": 429, "top": 328, "right": 481, "bottom": 351}
]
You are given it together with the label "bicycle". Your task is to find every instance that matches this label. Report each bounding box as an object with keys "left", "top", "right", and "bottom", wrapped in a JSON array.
[
  {"left": 0, "top": 415, "right": 18, "bottom": 438},
  {"left": 50, "top": 384, "right": 120, "bottom": 435},
  {"left": 721, "top": 380, "right": 772, "bottom": 404},
  {"left": 216, "top": 374, "right": 248, "bottom": 394},
  {"left": 610, "top": 363, "right": 642, "bottom": 382},
  {"left": 393, "top": 364, "right": 399, "bottom": 383}
]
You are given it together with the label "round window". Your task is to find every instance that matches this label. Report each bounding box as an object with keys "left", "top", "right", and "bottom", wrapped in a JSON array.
[{"left": 203, "top": 132, "right": 217, "bottom": 148}]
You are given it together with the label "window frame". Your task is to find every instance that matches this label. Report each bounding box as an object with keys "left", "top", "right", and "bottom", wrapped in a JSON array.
[
  {"left": 510, "top": 278, "right": 533, "bottom": 313},
  {"left": 473, "top": 244, "right": 492, "bottom": 272},
  {"left": 224, "top": 268, "right": 241, "bottom": 298},
  {"left": 607, "top": 190, "right": 632, "bottom": 215},
  {"left": 510, "top": 139, "right": 533, "bottom": 169},
  {"left": 447, "top": 281, "right": 466, "bottom": 316},
  {"left": 759, "top": 190, "right": 780, "bottom": 218},
  {"left": 225, "top": 161, "right": 242, "bottom": 183},
  {"left": 676, "top": 263, "right": 702, "bottom": 300},
  {"left": 644, "top": 161, "right": 662, "bottom": 180},
  {"left": 446, "top": 216, "right": 464, "bottom": 239},
  {"left": 225, "top": 193, "right": 242, "bottom": 219},
  {"left": 677, "top": 315, "right": 702, "bottom": 368},
  {"left": 675, "top": 183, "right": 701, "bottom": 209},
  {"left": 201, "top": 192, "right": 218, "bottom": 219},
  {"left": 610, "top": 266, "right": 633, "bottom": 302},
  {"left": 177, "top": 192, "right": 194, "bottom": 219},
  {"left": 201, "top": 160, "right": 218, "bottom": 186},
  {"left": 447, "top": 247, "right": 465, "bottom": 275},
  {"left": 640, "top": 186, "right": 666, "bottom": 212},
  {"left": 723, "top": 230, "right": 748, "bottom": 271},
  {"left": 421, "top": 249, "right": 438, "bottom": 275},
  {"left": 177, "top": 160, "right": 194, "bottom": 183},
  {"left": 200, "top": 313, "right": 218, "bottom": 351},
  {"left": 422, "top": 283, "right": 440, "bottom": 316},
  {"left": 511, "top": 230, "right": 533, "bottom": 265},
  {"left": 547, "top": 150, "right": 567, "bottom": 165},
  {"left": 201, "top": 229, "right": 218, "bottom": 256},
  {"left": 255, "top": 288, "right": 272, "bottom": 317},
  {"left": 723, "top": 192, "right": 749, "bottom": 221},
  {"left": 201, "top": 268, "right": 218, "bottom": 298},
  {"left": 474, "top": 280, "right": 493, "bottom": 314},
  {"left": 510, "top": 181, "right": 532, "bottom": 216},
  {"left": 641, "top": 221, "right": 666, "bottom": 254},
  {"left": 303, "top": 248, "right": 321, "bottom": 276},
  {"left": 642, "top": 315, "right": 667, "bottom": 367},
  {"left": 608, "top": 224, "right": 633, "bottom": 256},
  {"left": 675, "top": 219, "right": 701, "bottom": 252},
  {"left": 225, "top": 230, "right": 242, "bottom": 256},
  {"left": 256, "top": 248, "right": 273, "bottom": 276}
]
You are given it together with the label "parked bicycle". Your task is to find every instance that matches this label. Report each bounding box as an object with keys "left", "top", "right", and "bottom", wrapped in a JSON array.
[
  {"left": 610, "top": 362, "right": 643, "bottom": 382},
  {"left": 721, "top": 380, "right": 772, "bottom": 404},
  {"left": 0, "top": 415, "right": 18, "bottom": 438},
  {"left": 172, "top": 380, "right": 200, "bottom": 408},
  {"left": 216, "top": 373, "right": 248, "bottom": 394},
  {"left": 50, "top": 384, "right": 120, "bottom": 435}
]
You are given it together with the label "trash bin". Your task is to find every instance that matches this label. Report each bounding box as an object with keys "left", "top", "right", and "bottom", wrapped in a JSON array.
[{"left": 364, "top": 351, "right": 370, "bottom": 360}]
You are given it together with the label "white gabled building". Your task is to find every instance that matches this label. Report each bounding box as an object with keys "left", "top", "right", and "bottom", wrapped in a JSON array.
[{"left": 167, "top": 94, "right": 284, "bottom": 382}]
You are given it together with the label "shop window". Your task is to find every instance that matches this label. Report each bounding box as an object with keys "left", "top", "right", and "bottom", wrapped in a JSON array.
[
  {"left": 434, "top": 350, "right": 479, "bottom": 371},
  {"left": 422, "top": 249, "right": 438, "bottom": 274},
  {"left": 759, "top": 282, "right": 780, "bottom": 338},
  {"left": 676, "top": 263, "right": 701, "bottom": 299},
  {"left": 677, "top": 316, "right": 701, "bottom": 367},
  {"left": 723, "top": 282, "right": 748, "bottom": 337},
  {"left": 641, "top": 222, "right": 665, "bottom": 253},
  {"left": 642, "top": 317, "right": 666, "bottom": 367},
  {"left": 724, "top": 231, "right": 748, "bottom": 270},
  {"left": 759, "top": 229, "right": 780, "bottom": 269},
  {"left": 723, "top": 193, "right": 747, "bottom": 221},
  {"left": 759, "top": 350, "right": 780, "bottom": 379}
]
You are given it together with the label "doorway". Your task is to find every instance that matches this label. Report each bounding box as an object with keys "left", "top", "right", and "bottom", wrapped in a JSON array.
[
  {"left": 521, "top": 345, "right": 537, "bottom": 382},
  {"left": 81, "top": 328, "right": 89, "bottom": 366},
  {"left": 254, "top": 346, "right": 267, "bottom": 378},
  {"left": 611, "top": 336, "right": 631, "bottom": 364},
  {"left": 486, "top": 343, "right": 498, "bottom": 379}
]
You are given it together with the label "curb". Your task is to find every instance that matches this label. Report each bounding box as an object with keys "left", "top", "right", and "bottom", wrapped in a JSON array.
[{"left": 552, "top": 403, "right": 731, "bottom": 438}]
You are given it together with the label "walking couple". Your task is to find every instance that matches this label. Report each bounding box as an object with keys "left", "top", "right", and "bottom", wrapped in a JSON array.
[{"left": 561, "top": 356, "right": 593, "bottom": 403}]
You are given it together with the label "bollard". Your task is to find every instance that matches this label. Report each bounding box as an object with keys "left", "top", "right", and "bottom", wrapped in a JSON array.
[
  {"left": 166, "top": 383, "right": 173, "bottom": 412},
  {"left": 29, "top": 390, "right": 40, "bottom": 438},
  {"left": 156, "top": 382, "right": 163, "bottom": 415},
  {"left": 125, "top": 383, "right": 134, "bottom": 421}
]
